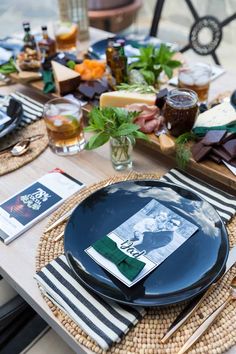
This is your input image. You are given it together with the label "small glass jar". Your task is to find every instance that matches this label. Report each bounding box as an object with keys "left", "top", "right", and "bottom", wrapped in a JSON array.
[
  {"left": 110, "top": 136, "right": 133, "bottom": 171},
  {"left": 164, "top": 88, "right": 199, "bottom": 137}
]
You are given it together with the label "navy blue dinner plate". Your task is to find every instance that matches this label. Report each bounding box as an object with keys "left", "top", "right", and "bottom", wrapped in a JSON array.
[
  {"left": 0, "top": 98, "right": 23, "bottom": 138},
  {"left": 64, "top": 180, "right": 229, "bottom": 307},
  {"left": 90, "top": 35, "right": 166, "bottom": 59}
]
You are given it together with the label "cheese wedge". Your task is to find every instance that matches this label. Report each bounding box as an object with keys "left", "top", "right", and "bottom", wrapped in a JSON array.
[
  {"left": 194, "top": 102, "right": 236, "bottom": 128},
  {"left": 51, "top": 61, "right": 80, "bottom": 96},
  {"left": 100, "top": 91, "right": 156, "bottom": 108}
]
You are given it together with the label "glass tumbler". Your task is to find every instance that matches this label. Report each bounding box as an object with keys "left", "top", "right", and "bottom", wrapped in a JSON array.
[
  {"left": 178, "top": 63, "right": 212, "bottom": 103},
  {"left": 54, "top": 21, "right": 78, "bottom": 52},
  {"left": 44, "top": 98, "right": 85, "bottom": 155}
]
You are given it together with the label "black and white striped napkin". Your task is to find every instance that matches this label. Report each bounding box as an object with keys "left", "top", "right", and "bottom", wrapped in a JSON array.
[
  {"left": 10, "top": 91, "right": 44, "bottom": 129},
  {"left": 34, "top": 169, "right": 236, "bottom": 350},
  {"left": 161, "top": 168, "right": 236, "bottom": 223},
  {"left": 35, "top": 255, "right": 145, "bottom": 351}
]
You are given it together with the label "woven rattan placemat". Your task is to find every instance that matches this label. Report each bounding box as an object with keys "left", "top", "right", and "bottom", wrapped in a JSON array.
[
  {"left": 0, "top": 120, "right": 48, "bottom": 176},
  {"left": 36, "top": 172, "right": 236, "bottom": 354}
]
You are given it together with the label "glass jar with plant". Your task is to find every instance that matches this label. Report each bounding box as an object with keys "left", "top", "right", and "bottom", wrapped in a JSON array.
[
  {"left": 117, "top": 44, "right": 182, "bottom": 92},
  {"left": 85, "top": 107, "right": 148, "bottom": 170}
]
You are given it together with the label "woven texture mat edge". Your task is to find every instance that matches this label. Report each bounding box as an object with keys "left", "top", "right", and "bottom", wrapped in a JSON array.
[
  {"left": 0, "top": 120, "right": 48, "bottom": 176},
  {"left": 36, "top": 172, "right": 236, "bottom": 354}
]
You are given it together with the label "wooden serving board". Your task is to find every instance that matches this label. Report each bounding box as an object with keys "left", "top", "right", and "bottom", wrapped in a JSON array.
[
  {"left": 10, "top": 71, "right": 42, "bottom": 84},
  {"left": 13, "top": 81, "right": 236, "bottom": 193},
  {"left": 139, "top": 133, "right": 236, "bottom": 192}
]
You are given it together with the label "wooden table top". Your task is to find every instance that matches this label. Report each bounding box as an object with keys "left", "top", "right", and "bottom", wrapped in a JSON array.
[{"left": 0, "top": 27, "right": 236, "bottom": 353}]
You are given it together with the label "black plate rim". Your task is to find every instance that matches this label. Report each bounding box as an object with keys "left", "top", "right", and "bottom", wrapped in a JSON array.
[
  {"left": 90, "top": 35, "right": 161, "bottom": 57},
  {"left": 64, "top": 179, "right": 229, "bottom": 307},
  {"left": 0, "top": 99, "right": 23, "bottom": 138}
]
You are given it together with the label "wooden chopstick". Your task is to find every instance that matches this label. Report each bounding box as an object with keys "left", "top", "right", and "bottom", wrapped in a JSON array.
[
  {"left": 45, "top": 207, "right": 75, "bottom": 233},
  {"left": 54, "top": 230, "right": 65, "bottom": 242}
]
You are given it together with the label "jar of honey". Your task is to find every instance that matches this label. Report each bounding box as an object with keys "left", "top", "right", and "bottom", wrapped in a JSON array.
[{"left": 164, "top": 88, "right": 199, "bottom": 137}]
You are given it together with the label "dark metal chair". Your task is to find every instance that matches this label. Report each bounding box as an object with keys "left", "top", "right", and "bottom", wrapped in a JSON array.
[
  {"left": 0, "top": 275, "right": 48, "bottom": 353},
  {"left": 149, "top": 0, "right": 236, "bottom": 65}
]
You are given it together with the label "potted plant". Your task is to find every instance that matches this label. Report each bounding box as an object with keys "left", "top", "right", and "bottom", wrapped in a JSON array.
[
  {"left": 118, "top": 44, "right": 182, "bottom": 91},
  {"left": 85, "top": 106, "right": 148, "bottom": 170}
]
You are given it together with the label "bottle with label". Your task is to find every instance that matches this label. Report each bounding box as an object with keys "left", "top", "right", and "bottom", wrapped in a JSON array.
[
  {"left": 117, "top": 39, "right": 127, "bottom": 83},
  {"left": 38, "top": 26, "right": 56, "bottom": 61},
  {"left": 111, "top": 42, "right": 127, "bottom": 85},
  {"left": 22, "top": 22, "right": 37, "bottom": 51},
  {"left": 105, "top": 38, "right": 114, "bottom": 70}
]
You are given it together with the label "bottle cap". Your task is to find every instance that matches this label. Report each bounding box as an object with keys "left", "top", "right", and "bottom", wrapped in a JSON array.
[
  {"left": 107, "top": 37, "right": 114, "bottom": 46},
  {"left": 112, "top": 43, "right": 121, "bottom": 49},
  {"left": 41, "top": 25, "right": 47, "bottom": 31},
  {"left": 23, "top": 21, "right": 30, "bottom": 31},
  {"left": 116, "top": 39, "right": 125, "bottom": 46}
]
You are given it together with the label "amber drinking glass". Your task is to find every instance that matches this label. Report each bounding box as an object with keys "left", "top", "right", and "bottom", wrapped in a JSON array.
[
  {"left": 44, "top": 98, "right": 85, "bottom": 155},
  {"left": 54, "top": 21, "right": 78, "bottom": 52},
  {"left": 178, "top": 63, "right": 211, "bottom": 103}
]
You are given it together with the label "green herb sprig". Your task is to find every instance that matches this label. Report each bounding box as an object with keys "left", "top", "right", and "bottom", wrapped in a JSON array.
[
  {"left": 0, "top": 58, "right": 17, "bottom": 75},
  {"left": 129, "top": 44, "right": 181, "bottom": 86},
  {"left": 116, "top": 83, "right": 157, "bottom": 94},
  {"left": 175, "top": 132, "right": 197, "bottom": 169},
  {"left": 85, "top": 107, "right": 148, "bottom": 150},
  {"left": 66, "top": 60, "right": 76, "bottom": 69}
]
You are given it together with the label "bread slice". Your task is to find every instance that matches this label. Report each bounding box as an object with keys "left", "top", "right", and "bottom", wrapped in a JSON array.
[{"left": 51, "top": 61, "right": 80, "bottom": 96}]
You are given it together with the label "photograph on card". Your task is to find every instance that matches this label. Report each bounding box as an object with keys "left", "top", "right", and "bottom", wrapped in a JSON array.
[
  {"left": 112, "top": 199, "right": 198, "bottom": 264},
  {"left": 86, "top": 199, "right": 198, "bottom": 286}
]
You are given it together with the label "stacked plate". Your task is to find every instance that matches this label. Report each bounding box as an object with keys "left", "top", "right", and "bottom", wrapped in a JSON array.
[
  {"left": 0, "top": 98, "right": 23, "bottom": 138},
  {"left": 64, "top": 179, "right": 229, "bottom": 307}
]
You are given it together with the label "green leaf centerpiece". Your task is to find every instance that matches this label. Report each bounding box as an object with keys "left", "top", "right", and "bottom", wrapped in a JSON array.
[
  {"left": 130, "top": 44, "right": 182, "bottom": 86},
  {"left": 85, "top": 107, "right": 148, "bottom": 150},
  {"left": 117, "top": 44, "right": 182, "bottom": 92},
  {"left": 85, "top": 107, "right": 149, "bottom": 170}
]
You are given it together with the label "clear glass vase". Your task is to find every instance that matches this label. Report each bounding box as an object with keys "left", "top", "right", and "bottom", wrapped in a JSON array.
[{"left": 110, "top": 136, "right": 133, "bottom": 171}]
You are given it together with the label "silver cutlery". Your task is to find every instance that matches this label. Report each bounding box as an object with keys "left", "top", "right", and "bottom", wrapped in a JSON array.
[
  {"left": 0, "top": 134, "right": 44, "bottom": 156},
  {"left": 161, "top": 245, "right": 236, "bottom": 343},
  {"left": 177, "top": 275, "right": 236, "bottom": 354}
]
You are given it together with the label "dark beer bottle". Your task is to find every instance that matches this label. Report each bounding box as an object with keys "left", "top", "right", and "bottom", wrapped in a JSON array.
[
  {"left": 105, "top": 37, "right": 115, "bottom": 70},
  {"left": 111, "top": 42, "right": 127, "bottom": 84},
  {"left": 22, "top": 22, "right": 37, "bottom": 51},
  {"left": 38, "top": 26, "right": 56, "bottom": 61}
]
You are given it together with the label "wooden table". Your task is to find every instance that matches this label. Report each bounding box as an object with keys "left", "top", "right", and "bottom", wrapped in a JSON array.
[
  {"left": 23, "top": 27, "right": 236, "bottom": 193},
  {"left": 0, "top": 27, "right": 236, "bottom": 354}
]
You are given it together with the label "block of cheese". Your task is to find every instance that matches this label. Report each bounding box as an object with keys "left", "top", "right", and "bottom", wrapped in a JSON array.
[
  {"left": 51, "top": 61, "right": 80, "bottom": 96},
  {"left": 100, "top": 91, "right": 156, "bottom": 108},
  {"left": 194, "top": 102, "right": 236, "bottom": 128}
]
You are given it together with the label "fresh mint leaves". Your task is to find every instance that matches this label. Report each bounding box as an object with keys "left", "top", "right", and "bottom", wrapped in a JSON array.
[
  {"left": 85, "top": 107, "right": 148, "bottom": 150},
  {"left": 129, "top": 44, "right": 181, "bottom": 86}
]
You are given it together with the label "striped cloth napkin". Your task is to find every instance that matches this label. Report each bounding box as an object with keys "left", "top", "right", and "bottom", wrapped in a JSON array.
[
  {"left": 35, "top": 255, "right": 145, "bottom": 351},
  {"left": 34, "top": 169, "right": 236, "bottom": 351},
  {"left": 161, "top": 168, "right": 236, "bottom": 223},
  {"left": 9, "top": 91, "right": 44, "bottom": 129}
]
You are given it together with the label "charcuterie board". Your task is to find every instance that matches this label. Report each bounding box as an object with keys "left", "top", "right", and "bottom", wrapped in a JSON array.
[
  {"left": 139, "top": 132, "right": 236, "bottom": 193},
  {"left": 18, "top": 81, "right": 236, "bottom": 194}
]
